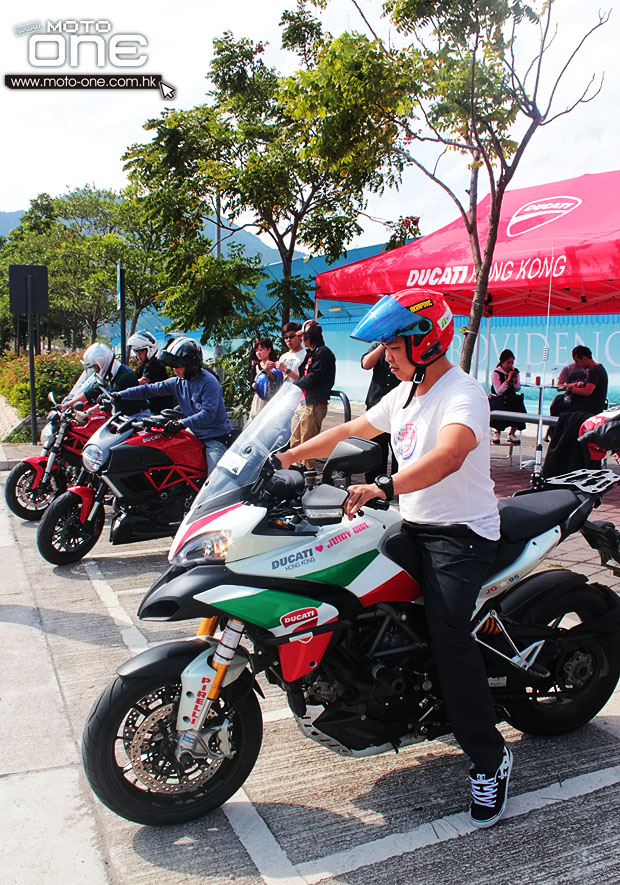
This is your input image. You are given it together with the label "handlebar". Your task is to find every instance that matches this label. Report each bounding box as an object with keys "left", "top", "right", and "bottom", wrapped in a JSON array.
[{"left": 363, "top": 497, "right": 390, "bottom": 511}]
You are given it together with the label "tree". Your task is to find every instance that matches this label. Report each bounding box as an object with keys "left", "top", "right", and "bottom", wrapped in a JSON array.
[
  {"left": 288, "top": 0, "right": 609, "bottom": 369},
  {"left": 123, "top": 16, "right": 389, "bottom": 330},
  {"left": 0, "top": 185, "right": 197, "bottom": 349}
]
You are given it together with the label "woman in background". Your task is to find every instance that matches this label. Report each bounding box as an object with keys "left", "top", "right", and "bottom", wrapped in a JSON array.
[
  {"left": 249, "top": 337, "right": 281, "bottom": 419},
  {"left": 489, "top": 349, "right": 527, "bottom": 444}
]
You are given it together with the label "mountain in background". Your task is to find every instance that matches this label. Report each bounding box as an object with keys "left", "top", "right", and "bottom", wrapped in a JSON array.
[
  {"left": 0, "top": 211, "right": 24, "bottom": 237},
  {"left": 0, "top": 209, "right": 304, "bottom": 262}
]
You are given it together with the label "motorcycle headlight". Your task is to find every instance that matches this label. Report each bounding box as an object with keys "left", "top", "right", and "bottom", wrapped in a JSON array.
[
  {"left": 169, "top": 531, "right": 231, "bottom": 567},
  {"left": 82, "top": 443, "right": 105, "bottom": 473},
  {"left": 40, "top": 423, "right": 55, "bottom": 449}
]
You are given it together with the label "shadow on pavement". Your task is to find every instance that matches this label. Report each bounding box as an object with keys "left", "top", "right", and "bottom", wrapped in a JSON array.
[{"left": 0, "top": 603, "right": 126, "bottom": 647}]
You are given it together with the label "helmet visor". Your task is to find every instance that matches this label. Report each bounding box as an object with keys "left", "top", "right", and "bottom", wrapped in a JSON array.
[
  {"left": 160, "top": 351, "right": 185, "bottom": 369},
  {"left": 351, "top": 295, "right": 433, "bottom": 343}
]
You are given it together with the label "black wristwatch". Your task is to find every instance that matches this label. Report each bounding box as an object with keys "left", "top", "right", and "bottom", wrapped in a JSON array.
[{"left": 375, "top": 474, "right": 394, "bottom": 501}]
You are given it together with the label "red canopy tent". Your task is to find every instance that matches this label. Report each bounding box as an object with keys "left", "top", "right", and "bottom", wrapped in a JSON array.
[{"left": 315, "top": 170, "right": 620, "bottom": 317}]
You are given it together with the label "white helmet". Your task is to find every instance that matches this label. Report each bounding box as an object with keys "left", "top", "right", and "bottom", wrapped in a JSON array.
[
  {"left": 82, "top": 342, "right": 115, "bottom": 378},
  {"left": 128, "top": 329, "right": 158, "bottom": 359}
]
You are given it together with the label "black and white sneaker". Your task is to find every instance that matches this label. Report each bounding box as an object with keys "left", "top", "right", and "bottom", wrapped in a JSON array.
[{"left": 469, "top": 745, "right": 513, "bottom": 828}]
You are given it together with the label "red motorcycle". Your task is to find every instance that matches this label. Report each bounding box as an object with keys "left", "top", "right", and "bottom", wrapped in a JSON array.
[
  {"left": 36, "top": 405, "right": 209, "bottom": 565},
  {"left": 5, "top": 391, "right": 107, "bottom": 521}
]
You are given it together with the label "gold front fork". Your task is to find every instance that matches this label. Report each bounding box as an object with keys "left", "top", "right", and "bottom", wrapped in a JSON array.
[{"left": 196, "top": 616, "right": 219, "bottom": 637}]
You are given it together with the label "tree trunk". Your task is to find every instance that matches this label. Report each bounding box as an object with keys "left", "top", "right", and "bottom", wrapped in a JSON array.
[
  {"left": 460, "top": 188, "right": 503, "bottom": 374},
  {"left": 129, "top": 309, "right": 140, "bottom": 337}
]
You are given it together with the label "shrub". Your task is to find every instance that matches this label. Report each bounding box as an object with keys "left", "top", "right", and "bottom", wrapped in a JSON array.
[
  {"left": 0, "top": 351, "right": 83, "bottom": 417},
  {"left": 213, "top": 347, "right": 253, "bottom": 425}
]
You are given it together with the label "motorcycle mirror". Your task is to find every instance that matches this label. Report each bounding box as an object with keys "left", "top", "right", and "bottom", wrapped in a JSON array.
[
  {"left": 302, "top": 484, "right": 347, "bottom": 525},
  {"left": 322, "top": 436, "right": 382, "bottom": 486},
  {"left": 48, "top": 391, "right": 57, "bottom": 405}
]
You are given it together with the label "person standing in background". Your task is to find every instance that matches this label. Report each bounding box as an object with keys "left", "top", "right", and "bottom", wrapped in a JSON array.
[
  {"left": 290, "top": 322, "right": 336, "bottom": 469},
  {"left": 277, "top": 322, "right": 306, "bottom": 382},
  {"left": 249, "top": 337, "right": 280, "bottom": 420},
  {"left": 361, "top": 342, "right": 401, "bottom": 482}
]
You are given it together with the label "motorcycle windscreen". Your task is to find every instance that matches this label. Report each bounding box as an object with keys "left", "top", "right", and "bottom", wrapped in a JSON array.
[
  {"left": 184, "top": 383, "right": 303, "bottom": 524},
  {"left": 65, "top": 369, "right": 106, "bottom": 402}
]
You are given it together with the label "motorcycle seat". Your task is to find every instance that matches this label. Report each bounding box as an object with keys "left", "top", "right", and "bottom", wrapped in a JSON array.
[{"left": 498, "top": 489, "right": 584, "bottom": 542}]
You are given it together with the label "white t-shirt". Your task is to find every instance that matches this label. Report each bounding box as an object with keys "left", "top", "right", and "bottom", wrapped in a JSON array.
[
  {"left": 366, "top": 365, "right": 500, "bottom": 540},
  {"left": 280, "top": 347, "right": 306, "bottom": 382}
]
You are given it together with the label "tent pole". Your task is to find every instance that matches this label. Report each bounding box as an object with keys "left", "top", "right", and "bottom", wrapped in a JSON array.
[
  {"left": 485, "top": 316, "right": 492, "bottom": 392},
  {"left": 531, "top": 247, "right": 554, "bottom": 490},
  {"left": 473, "top": 324, "right": 481, "bottom": 380}
]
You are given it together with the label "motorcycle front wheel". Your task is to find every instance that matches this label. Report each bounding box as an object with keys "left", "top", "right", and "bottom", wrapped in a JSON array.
[
  {"left": 5, "top": 461, "right": 65, "bottom": 520},
  {"left": 503, "top": 584, "right": 620, "bottom": 735},
  {"left": 36, "top": 490, "right": 105, "bottom": 564},
  {"left": 82, "top": 671, "right": 262, "bottom": 826}
]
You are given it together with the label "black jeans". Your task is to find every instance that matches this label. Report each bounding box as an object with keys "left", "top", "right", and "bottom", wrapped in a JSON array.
[{"left": 403, "top": 521, "right": 505, "bottom": 772}]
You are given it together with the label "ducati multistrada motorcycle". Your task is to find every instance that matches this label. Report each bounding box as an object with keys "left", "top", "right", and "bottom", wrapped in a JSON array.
[
  {"left": 36, "top": 397, "right": 208, "bottom": 565},
  {"left": 4, "top": 377, "right": 108, "bottom": 521},
  {"left": 82, "top": 384, "right": 620, "bottom": 827}
]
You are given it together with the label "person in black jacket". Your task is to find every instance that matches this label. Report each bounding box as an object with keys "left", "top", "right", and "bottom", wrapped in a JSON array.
[
  {"left": 361, "top": 342, "right": 401, "bottom": 481},
  {"left": 62, "top": 342, "right": 147, "bottom": 416},
  {"left": 128, "top": 330, "right": 176, "bottom": 413},
  {"left": 290, "top": 322, "right": 336, "bottom": 469}
]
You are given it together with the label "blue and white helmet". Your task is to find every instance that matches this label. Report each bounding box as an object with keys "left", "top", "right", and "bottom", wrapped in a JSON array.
[{"left": 255, "top": 368, "right": 284, "bottom": 401}]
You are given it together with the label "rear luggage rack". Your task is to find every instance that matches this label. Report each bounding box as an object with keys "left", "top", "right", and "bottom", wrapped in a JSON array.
[{"left": 544, "top": 469, "right": 620, "bottom": 496}]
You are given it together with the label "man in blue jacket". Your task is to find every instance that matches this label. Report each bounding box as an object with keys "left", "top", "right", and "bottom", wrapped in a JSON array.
[{"left": 113, "top": 337, "right": 232, "bottom": 472}]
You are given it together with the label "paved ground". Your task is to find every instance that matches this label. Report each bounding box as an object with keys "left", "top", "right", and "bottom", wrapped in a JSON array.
[{"left": 2, "top": 423, "right": 620, "bottom": 884}]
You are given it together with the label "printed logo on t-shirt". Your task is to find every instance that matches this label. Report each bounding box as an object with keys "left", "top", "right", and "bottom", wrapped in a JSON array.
[{"left": 395, "top": 422, "right": 417, "bottom": 459}]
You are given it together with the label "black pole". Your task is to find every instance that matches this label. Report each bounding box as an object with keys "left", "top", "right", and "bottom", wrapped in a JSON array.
[
  {"left": 216, "top": 193, "right": 222, "bottom": 258},
  {"left": 15, "top": 315, "right": 20, "bottom": 356},
  {"left": 27, "top": 276, "right": 38, "bottom": 444},
  {"left": 117, "top": 261, "right": 127, "bottom": 364}
]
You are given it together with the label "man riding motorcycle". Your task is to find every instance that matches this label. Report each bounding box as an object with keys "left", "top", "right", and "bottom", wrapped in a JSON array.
[
  {"left": 62, "top": 342, "right": 147, "bottom": 415},
  {"left": 112, "top": 336, "right": 232, "bottom": 473},
  {"left": 279, "top": 288, "right": 510, "bottom": 828}
]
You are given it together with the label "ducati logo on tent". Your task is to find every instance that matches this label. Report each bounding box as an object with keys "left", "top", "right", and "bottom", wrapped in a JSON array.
[{"left": 506, "top": 195, "right": 582, "bottom": 237}]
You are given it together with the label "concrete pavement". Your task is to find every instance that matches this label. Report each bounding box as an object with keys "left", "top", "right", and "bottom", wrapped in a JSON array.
[{"left": 2, "top": 437, "right": 620, "bottom": 883}]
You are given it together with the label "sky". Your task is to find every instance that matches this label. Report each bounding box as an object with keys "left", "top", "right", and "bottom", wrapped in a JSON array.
[{"left": 1, "top": 0, "right": 618, "bottom": 248}]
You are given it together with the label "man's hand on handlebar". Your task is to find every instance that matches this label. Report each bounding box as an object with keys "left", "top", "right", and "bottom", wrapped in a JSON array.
[
  {"left": 277, "top": 449, "right": 296, "bottom": 470},
  {"left": 345, "top": 482, "right": 386, "bottom": 519},
  {"left": 61, "top": 394, "right": 86, "bottom": 412},
  {"left": 163, "top": 419, "right": 184, "bottom": 434}
]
